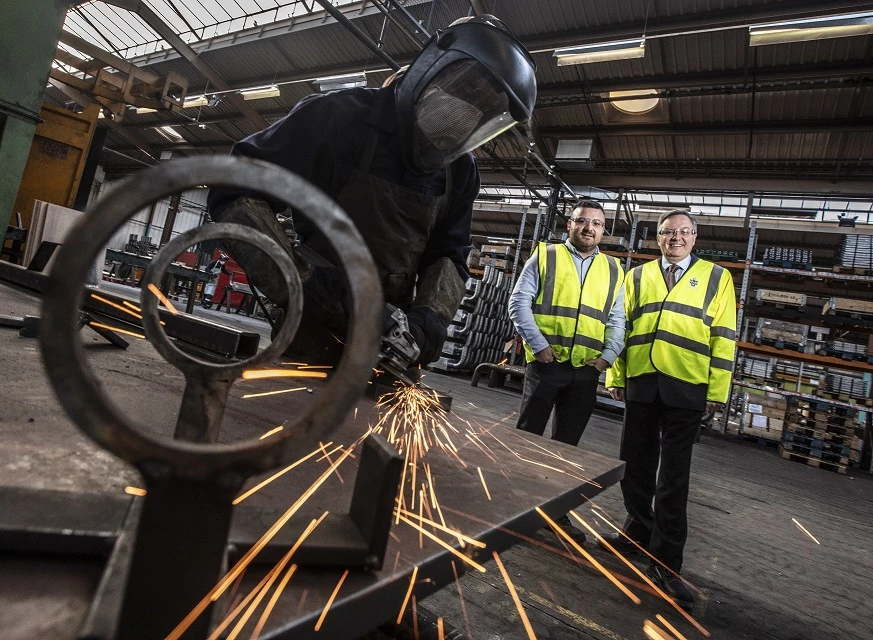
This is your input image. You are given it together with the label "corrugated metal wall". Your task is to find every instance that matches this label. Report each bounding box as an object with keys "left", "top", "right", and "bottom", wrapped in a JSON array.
[{"left": 104, "top": 184, "right": 209, "bottom": 251}]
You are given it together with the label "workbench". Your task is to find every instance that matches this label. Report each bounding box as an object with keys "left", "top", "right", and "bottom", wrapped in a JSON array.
[{"left": 0, "top": 280, "right": 624, "bottom": 639}]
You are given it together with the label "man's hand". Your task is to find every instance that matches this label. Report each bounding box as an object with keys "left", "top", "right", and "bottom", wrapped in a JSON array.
[
  {"left": 534, "top": 347, "right": 556, "bottom": 363},
  {"left": 584, "top": 357, "right": 610, "bottom": 372},
  {"left": 608, "top": 387, "right": 625, "bottom": 401},
  {"left": 705, "top": 401, "right": 724, "bottom": 415}
]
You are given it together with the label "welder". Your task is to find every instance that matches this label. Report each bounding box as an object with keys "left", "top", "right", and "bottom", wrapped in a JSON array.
[{"left": 207, "top": 15, "right": 537, "bottom": 372}]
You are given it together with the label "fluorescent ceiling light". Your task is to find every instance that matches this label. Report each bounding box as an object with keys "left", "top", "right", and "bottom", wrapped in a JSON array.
[
  {"left": 183, "top": 95, "right": 208, "bottom": 108},
  {"left": 156, "top": 125, "right": 184, "bottom": 141},
  {"left": 136, "top": 107, "right": 158, "bottom": 114},
  {"left": 609, "top": 89, "right": 660, "bottom": 114},
  {"left": 554, "top": 38, "right": 645, "bottom": 66},
  {"left": 749, "top": 13, "right": 873, "bottom": 46},
  {"left": 240, "top": 85, "right": 281, "bottom": 100},
  {"left": 314, "top": 73, "right": 367, "bottom": 92}
]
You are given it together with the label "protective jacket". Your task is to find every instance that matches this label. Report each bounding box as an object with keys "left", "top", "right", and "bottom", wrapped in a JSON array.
[
  {"left": 605, "top": 256, "right": 736, "bottom": 403},
  {"left": 525, "top": 243, "right": 624, "bottom": 367}
]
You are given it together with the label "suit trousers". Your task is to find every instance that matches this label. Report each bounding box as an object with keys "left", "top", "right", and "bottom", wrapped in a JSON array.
[
  {"left": 516, "top": 360, "right": 600, "bottom": 446},
  {"left": 620, "top": 395, "right": 702, "bottom": 572}
]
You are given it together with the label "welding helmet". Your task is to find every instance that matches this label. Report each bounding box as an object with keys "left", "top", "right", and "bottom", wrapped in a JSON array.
[{"left": 395, "top": 15, "right": 537, "bottom": 173}]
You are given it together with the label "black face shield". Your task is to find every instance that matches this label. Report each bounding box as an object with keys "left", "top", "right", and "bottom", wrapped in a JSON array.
[{"left": 395, "top": 15, "right": 537, "bottom": 173}]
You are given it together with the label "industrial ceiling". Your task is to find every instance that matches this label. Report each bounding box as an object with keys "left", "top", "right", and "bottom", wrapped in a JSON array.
[{"left": 48, "top": 0, "right": 873, "bottom": 210}]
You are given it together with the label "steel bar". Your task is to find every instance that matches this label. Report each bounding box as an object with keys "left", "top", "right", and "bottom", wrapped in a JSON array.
[{"left": 310, "top": 0, "right": 402, "bottom": 71}]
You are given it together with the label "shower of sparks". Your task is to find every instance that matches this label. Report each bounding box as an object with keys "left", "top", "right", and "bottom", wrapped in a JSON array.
[
  {"left": 166, "top": 447, "right": 357, "bottom": 640},
  {"left": 643, "top": 619, "right": 677, "bottom": 640},
  {"left": 259, "top": 425, "right": 285, "bottom": 440},
  {"left": 477, "top": 467, "right": 492, "bottom": 500},
  {"left": 89, "top": 293, "right": 142, "bottom": 319},
  {"left": 232, "top": 445, "right": 330, "bottom": 505},
  {"left": 570, "top": 513, "right": 710, "bottom": 637},
  {"left": 492, "top": 551, "right": 537, "bottom": 640},
  {"left": 208, "top": 566, "right": 278, "bottom": 640},
  {"left": 314, "top": 570, "right": 349, "bottom": 631},
  {"left": 124, "top": 486, "right": 146, "bottom": 496},
  {"left": 87, "top": 321, "right": 145, "bottom": 339},
  {"left": 146, "top": 283, "right": 178, "bottom": 315},
  {"left": 656, "top": 615, "right": 688, "bottom": 640},
  {"left": 791, "top": 517, "right": 821, "bottom": 544},
  {"left": 243, "top": 387, "right": 307, "bottom": 399},
  {"left": 242, "top": 369, "right": 328, "bottom": 380},
  {"left": 538, "top": 508, "right": 641, "bottom": 605},
  {"left": 396, "top": 566, "right": 419, "bottom": 624}
]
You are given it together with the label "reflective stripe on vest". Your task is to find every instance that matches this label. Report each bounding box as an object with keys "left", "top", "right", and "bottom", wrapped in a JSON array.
[
  {"left": 526, "top": 244, "right": 623, "bottom": 366},
  {"left": 625, "top": 259, "right": 733, "bottom": 386}
]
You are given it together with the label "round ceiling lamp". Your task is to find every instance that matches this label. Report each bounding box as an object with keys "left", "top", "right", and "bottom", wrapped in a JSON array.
[{"left": 609, "top": 89, "right": 660, "bottom": 114}]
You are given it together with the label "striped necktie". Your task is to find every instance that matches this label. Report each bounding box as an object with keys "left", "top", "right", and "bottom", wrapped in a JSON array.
[{"left": 665, "top": 264, "right": 679, "bottom": 291}]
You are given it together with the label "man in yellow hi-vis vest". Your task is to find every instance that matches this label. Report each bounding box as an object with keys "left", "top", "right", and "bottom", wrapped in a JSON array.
[
  {"left": 509, "top": 199, "right": 625, "bottom": 542},
  {"left": 604, "top": 210, "right": 736, "bottom": 610}
]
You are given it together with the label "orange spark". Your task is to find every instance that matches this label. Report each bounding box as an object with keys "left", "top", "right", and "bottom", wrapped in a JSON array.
[
  {"left": 90, "top": 293, "right": 142, "bottom": 319},
  {"left": 396, "top": 566, "right": 419, "bottom": 624},
  {"left": 397, "top": 514, "right": 486, "bottom": 572},
  {"left": 124, "top": 486, "right": 146, "bottom": 496},
  {"left": 395, "top": 509, "right": 485, "bottom": 548},
  {"left": 243, "top": 387, "right": 307, "bottom": 399},
  {"left": 656, "top": 615, "right": 688, "bottom": 640},
  {"left": 792, "top": 517, "right": 821, "bottom": 544},
  {"left": 298, "top": 365, "right": 333, "bottom": 370},
  {"left": 280, "top": 362, "right": 308, "bottom": 366},
  {"left": 242, "top": 369, "right": 328, "bottom": 380},
  {"left": 451, "top": 561, "right": 473, "bottom": 639},
  {"left": 643, "top": 619, "right": 676, "bottom": 640},
  {"left": 492, "top": 551, "right": 537, "bottom": 640},
  {"left": 437, "top": 617, "right": 444, "bottom": 640},
  {"left": 251, "top": 563, "right": 298, "bottom": 639},
  {"left": 121, "top": 300, "right": 141, "bottom": 312},
  {"left": 477, "top": 467, "right": 492, "bottom": 501},
  {"left": 319, "top": 441, "right": 344, "bottom": 484},
  {"left": 87, "top": 322, "right": 145, "bottom": 339},
  {"left": 146, "top": 283, "right": 178, "bottom": 315},
  {"left": 208, "top": 567, "right": 278, "bottom": 640},
  {"left": 314, "top": 569, "right": 349, "bottom": 631},
  {"left": 259, "top": 425, "right": 284, "bottom": 440},
  {"left": 537, "top": 508, "right": 641, "bottom": 604},
  {"left": 233, "top": 446, "right": 329, "bottom": 504}
]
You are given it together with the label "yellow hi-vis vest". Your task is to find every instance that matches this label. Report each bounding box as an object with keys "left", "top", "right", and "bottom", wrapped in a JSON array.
[
  {"left": 605, "top": 257, "right": 737, "bottom": 403},
  {"left": 524, "top": 243, "right": 624, "bottom": 367}
]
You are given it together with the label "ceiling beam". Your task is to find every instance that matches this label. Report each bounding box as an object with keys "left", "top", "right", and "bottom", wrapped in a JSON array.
[
  {"left": 102, "top": 0, "right": 269, "bottom": 130},
  {"left": 539, "top": 120, "right": 873, "bottom": 138}
]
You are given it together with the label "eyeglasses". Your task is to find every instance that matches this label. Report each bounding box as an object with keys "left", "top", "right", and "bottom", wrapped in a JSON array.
[
  {"left": 570, "top": 217, "right": 604, "bottom": 229},
  {"left": 657, "top": 227, "right": 696, "bottom": 237}
]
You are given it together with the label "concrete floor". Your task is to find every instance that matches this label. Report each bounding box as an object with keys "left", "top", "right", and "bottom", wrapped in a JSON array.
[{"left": 1, "top": 280, "right": 871, "bottom": 640}]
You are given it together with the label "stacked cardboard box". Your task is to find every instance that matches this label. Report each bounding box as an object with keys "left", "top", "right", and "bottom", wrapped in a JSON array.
[{"left": 742, "top": 391, "right": 786, "bottom": 442}]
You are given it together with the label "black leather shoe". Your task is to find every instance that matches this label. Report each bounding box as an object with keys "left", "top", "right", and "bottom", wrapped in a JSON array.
[
  {"left": 553, "top": 514, "right": 586, "bottom": 546},
  {"left": 597, "top": 532, "right": 646, "bottom": 558},
  {"left": 646, "top": 564, "right": 695, "bottom": 610}
]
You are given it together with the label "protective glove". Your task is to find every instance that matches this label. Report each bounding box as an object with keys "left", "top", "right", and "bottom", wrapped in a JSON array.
[{"left": 405, "top": 305, "right": 448, "bottom": 366}]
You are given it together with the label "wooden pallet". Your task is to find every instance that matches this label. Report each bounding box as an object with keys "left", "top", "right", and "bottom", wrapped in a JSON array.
[
  {"left": 832, "top": 265, "right": 873, "bottom": 276},
  {"left": 779, "top": 447, "right": 848, "bottom": 474}
]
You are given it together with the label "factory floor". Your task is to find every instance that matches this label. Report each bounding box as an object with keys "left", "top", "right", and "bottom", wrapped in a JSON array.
[{"left": 1, "top": 281, "right": 871, "bottom": 640}]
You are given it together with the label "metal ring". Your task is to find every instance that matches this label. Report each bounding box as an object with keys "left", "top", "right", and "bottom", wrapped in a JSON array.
[
  {"left": 40, "top": 156, "right": 382, "bottom": 479},
  {"left": 139, "top": 223, "right": 302, "bottom": 377}
]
